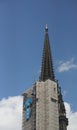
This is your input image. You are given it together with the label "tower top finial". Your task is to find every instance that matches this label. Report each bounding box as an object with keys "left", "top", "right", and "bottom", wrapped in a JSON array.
[{"left": 45, "top": 24, "right": 48, "bottom": 32}]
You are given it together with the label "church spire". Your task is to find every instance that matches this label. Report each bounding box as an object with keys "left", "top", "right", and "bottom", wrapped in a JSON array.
[{"left": 39, "top": 25, "right": 55, "bottom": 81}]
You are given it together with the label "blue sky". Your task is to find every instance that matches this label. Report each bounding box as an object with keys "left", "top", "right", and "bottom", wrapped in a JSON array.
[{"left": 0, "top": 0, "right": 77, "bottom": 112}]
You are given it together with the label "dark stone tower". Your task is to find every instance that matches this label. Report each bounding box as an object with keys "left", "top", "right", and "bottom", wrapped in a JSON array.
[
  {"left": 58, "top": 86, "right": 68, "bottom": 130},
  {"left": 22, "top": 25, "right": 68, "bottom": 130}
]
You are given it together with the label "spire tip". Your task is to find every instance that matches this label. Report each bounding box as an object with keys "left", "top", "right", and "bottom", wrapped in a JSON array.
[{"left": 45, "top": 24, "right": 48, "bottom": 32}]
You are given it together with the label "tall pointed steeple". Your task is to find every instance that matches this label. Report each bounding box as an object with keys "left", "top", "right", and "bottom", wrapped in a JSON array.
[{"left": 39, "top": 25, "right": 55, "bottom": 81}]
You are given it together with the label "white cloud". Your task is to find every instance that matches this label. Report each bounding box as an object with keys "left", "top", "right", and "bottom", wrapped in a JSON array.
[
  {"left": 65, "top": 102, "right": 77, "bottom": 130},
  {"left": 0, "top": 96, "right": 77, "bottom": 130},
  {"left": 57, "top": 58, "right": 77, "bottom": 72},
  {"left": 0, "top": 96, "right": 23, "bottom": 130}
]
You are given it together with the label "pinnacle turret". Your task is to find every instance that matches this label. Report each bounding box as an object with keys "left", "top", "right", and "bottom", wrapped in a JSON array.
[{"left": 39, "top": 25, "right": 55, "bottom": 81}]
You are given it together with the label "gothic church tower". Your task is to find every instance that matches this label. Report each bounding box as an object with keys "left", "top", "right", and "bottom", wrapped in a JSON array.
[{"left": 22, "top": 25, "right": 68, "bottom": 130}]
